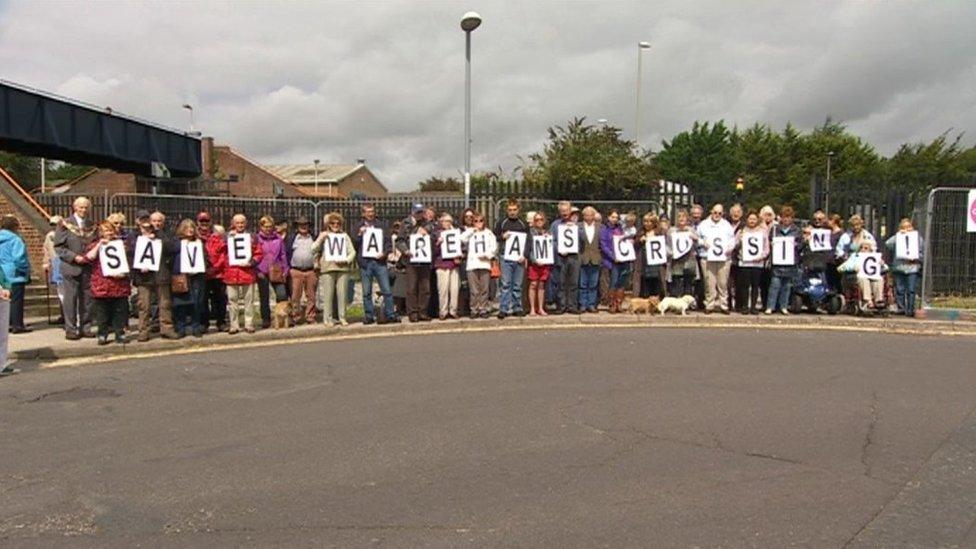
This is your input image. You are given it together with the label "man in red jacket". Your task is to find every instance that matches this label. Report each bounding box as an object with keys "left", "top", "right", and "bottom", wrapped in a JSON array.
[{"left": 222, "top": 214, "right": 262, "bottom": 334}]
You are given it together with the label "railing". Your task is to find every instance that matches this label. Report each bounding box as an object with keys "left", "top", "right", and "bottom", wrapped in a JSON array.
[{"left": 0, "top": 165, "right": 51, "bottom": 220}]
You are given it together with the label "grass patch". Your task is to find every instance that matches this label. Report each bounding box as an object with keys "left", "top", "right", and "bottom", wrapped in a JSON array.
[{"left": 928, "top": 295, "right": 976, "bottom": 310}]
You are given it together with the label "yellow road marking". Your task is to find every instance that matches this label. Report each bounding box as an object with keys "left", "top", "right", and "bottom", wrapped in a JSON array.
[{"left": 41, "top": 321, "right": 976, "bottom": 370}]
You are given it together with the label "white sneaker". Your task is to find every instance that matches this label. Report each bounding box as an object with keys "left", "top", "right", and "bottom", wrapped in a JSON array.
[
  {"left": 763, "top": 308, "right": 772, "bottom": 315},
  {"left": 779, "top": 309, "right": 790, "bottom": 315}
]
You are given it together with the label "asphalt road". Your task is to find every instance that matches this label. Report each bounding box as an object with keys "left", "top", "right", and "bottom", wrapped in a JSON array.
[{"left": 2, "top": 327, "right": 976, "bottom": 547}]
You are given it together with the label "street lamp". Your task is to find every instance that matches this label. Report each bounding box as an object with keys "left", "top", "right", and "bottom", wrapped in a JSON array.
[
  {"left": 635, "top": 41, "right": 651, "bottom": 148},
  {"left": 597, "top": 118, "right": 609, "bottom": 126},
  {"left": 825, "top": 151, "right": 836, "bottom": 213},
  {"left": 313, "top": 159, "right": 320, "bottom": 196},
  {"left": 182, "top": 104, "right": 195, "bottom": 132},
  {"left": 461, "top": 11, "right": 482, "bottom": 208}
]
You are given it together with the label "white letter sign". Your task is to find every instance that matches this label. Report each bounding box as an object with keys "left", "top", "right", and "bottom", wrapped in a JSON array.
[
  {"left": 532, "top": 235, "right": 554, "bottom": 265},
  {"left": 409, "top": 233, "right": 431, "bottom": 263},
  {"left": 671, "top": 233, "right": 693, "bottom": 258},
  {"left": 810, "top": 229, "right": 832, "bottom": 252},
  {"left": 324, "top": 233, "right": 348, "bottom": 262},
  {"left": 227, "top": 233, "right": 252, "bottom": 266},
  {"left": 860, "top": 252, "right": 883, "bottom": 280},
  {"left": 439, "top": 229, "right": 462, "bottom": 259},
  {"left": 613, "top": 235, "right": 636, "bottom": 262},
  {"left": 772, "top": 236, "right": 795, "bottom": 266},
  {"left": 361, "top": 227, "right": 384, "bottom": 259},
  {"left": 741, "top": 233, "right": 763, "bottom": 262},
  {"left": 706, "top": 236, "right": 728, "bottom": 262},
  {"left": 180, "top": 240, "right": 206, "bottom": 274},
  {"left": 644, "top": 235, "right": 667, "bottom": 266},
  {"left": 132, "top": 235, "right": 161, "bottom": 272},
  {"left": 99, "top": 240, "right": 130, "bottom": 277},
  {"left": 895, "top": 230, "right": 920, "bottom": 260},
  {"left": 557, "top": 224, "right": 579, "bottom": 255},
  {"left": 968, "top": 190, "right": 976, "bottom": 233},
  {"left": 503, "top": 232, "right": 527, "bottom": 262}
]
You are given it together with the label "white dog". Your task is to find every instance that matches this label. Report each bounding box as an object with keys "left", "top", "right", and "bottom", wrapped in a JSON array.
[{"left": 657, "top": 295, "right": 696, "bottom": 315}]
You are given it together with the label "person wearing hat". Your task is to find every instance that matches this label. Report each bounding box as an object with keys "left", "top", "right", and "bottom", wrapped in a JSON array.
[
  {"left": 43, "top": 215, "right": 65, "bottom": 324},
  {"left": 197, "top": 211, "right": 228, "bottom": 332},
  {"left": 53, "top": 196, "right": 98, "bottom": 339},
  {"left": 396, "top": 203, "right": 435, "bottom": 322},
  {"left": 125, "top": 209, "right": 180, "bottom": 341},
  {"left": 287, "top": 215, "right": 318, "bottom": 324}
]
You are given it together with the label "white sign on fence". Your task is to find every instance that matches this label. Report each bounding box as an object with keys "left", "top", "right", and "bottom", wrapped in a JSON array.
[
  {"left": 227, "top": 233, "right": 252, "bottom": 266},
  {"left": 968, "top": 190, "right": 976, "bottom": 233},
  {"left": 895, "top": 230, "right": 920, "bottom": 260},
  {"left": 99, "top": 240, "right": 130, "bottom": 277},
  {"left": 180, "top": 240, "right": 206, "bottom": 274},
  {"left": 132, "top": 235, "right": 162, "bottom": 271}
]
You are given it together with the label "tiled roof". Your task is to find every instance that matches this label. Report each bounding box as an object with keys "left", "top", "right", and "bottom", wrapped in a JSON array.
[{"left": 264, "top": 163, "right": 362, "bottom": 184}]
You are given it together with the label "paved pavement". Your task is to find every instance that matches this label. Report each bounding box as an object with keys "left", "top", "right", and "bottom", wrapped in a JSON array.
[{"left": 2, "top": 328, "right": 976, "bottom": 546}]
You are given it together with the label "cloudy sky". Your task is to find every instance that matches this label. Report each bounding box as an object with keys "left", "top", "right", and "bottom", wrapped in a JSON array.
[{"left": 1, "top": 1, "right": 974, "bottom": 190}]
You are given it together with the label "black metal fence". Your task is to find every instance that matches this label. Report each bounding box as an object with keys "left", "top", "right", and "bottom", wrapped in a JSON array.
[{"left": 922, "top": 188, "right": 976, "bottom": 309}]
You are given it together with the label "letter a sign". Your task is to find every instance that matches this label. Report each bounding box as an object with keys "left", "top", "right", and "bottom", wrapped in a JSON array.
[
  {"left": 361, "top": 227, "right": 384, "bottom": 259},
  {"left": 503, "top": 232, "right": 527, "bottom": 262},
  {"left": 132, "top": 235, "right": 162, "bottom": 271}
]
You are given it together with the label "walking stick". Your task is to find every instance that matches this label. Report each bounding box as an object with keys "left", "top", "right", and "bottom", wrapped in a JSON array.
[{"left": 45, "top": 268, "right": 52, "bottom": 325}]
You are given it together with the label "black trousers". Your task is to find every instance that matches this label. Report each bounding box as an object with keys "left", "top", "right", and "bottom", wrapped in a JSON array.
[
  {"left": 639, "top": 275, "right": 662, "bottom": 298},
  {"left": 405, "top": 265, "right": 432, "bottom": 316},
  {"left": 9, "top": 282, "right": 26, "bottom": 330},
  {"left": 93, "top": 297, "right": 129, "bottom": 337},
  {"left": 204, "top": 278, "right": 228, "bottom": 328},
  {"left": 737, "top": 266, "right": 763, "bottom": 312},
  {"left": 560, "top": 256, "right": 581, "bottom": 312}
]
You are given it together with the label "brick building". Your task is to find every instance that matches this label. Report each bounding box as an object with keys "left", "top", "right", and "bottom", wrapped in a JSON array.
[{"left": 265, "top": 162, "right": 388, "bottom": 199}]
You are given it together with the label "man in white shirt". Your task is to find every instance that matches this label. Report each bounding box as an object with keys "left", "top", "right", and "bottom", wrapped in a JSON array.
[{"left": 696, "top": 203, "right": 735, "bottom": 314}]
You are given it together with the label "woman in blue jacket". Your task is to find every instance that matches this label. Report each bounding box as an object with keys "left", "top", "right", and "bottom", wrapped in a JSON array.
[{"left": 0, "top": 215, "right": 32, "bottom": 333}]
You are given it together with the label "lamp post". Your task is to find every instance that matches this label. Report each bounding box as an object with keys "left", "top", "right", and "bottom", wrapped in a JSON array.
[
  {"left": 461, "top": 11, "right": 482, "bottom": 209},
  {"left": 182, "top": 104, "right": 195, "bottom": 132},
  {"left": 313, "top": 159, "right": 320, "bottom": 196},
  {"left": 825, "top": 151, "right": 835, "bottom": 213},
  {"left": 635, "top": 41, "right": 651, "bottom": 148}
]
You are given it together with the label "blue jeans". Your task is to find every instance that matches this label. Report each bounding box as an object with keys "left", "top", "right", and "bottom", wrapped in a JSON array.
[
  {"left": 894, "top": 271, "right": 918, "bottom": 315},
  {"left": 610, "top": 263, "right": 631, "bottom": 290},
  {"left": 546, "top": 263, "right": 562, "bottom": 308},
  {"left": 579, "top": 264, "right": 600, "bottom": 310},
  {"left": 499, "top": 260, "right": 526, "bottom": 314},
  {"left": 767, "top": 274, "right": 793, "bottom": 311},
  {"left": 360, "top": 259, "right": 395, "bottom": 321}
]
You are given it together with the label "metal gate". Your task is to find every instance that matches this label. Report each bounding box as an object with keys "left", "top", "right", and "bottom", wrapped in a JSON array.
[
  {"left": 921, "top": 187, "right": 976, "bottom": 311},
  {"left": 494, "top": 198, "right": 663, "bottom": 226},
  {"left": 108, "top": 194, "right": 316, "bottom": 231}
]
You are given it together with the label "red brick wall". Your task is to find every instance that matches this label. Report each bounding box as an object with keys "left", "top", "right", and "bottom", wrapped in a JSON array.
[
  {"left": 0, "top": 192, "right": 46, "bottom": 273},
  {"left": 213, "top": 147, "right": 305, "bottom": 198},
  {"left": 338, "top": 166, "right": 388, "bottom": 198},
  {"left": 67, "top": 170, "right": 138, "bottom": 195}
]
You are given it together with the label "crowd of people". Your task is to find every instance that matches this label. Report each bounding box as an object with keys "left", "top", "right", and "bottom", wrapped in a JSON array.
[{"left": 29, "top": 195, "right": 925, "bottom": 345}]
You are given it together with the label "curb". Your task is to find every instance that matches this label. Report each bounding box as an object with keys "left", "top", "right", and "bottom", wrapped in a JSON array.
[{"left": 14, "top": 312, "right": 976, "bottom": 367}]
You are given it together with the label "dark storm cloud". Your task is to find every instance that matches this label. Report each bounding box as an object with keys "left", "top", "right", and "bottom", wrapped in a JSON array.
[{"left": 1, "top": 1, "right": 972, "bottom": 190}]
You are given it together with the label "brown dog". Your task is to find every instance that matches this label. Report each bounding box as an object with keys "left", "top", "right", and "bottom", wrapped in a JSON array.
[
  {"left": 273, "top": 301, "right": 292, "bottom": 329},
  {"left": 625, "top": 296, "right": 660, "bottom": 316}
]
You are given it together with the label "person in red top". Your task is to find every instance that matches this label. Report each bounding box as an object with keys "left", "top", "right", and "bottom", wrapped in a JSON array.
[
  {"left": 222, "top": 214, "right": 263, "bottom": 334},
  {"left": 85, "top": 220, "right": 131, "bottom": 345},
  {"left": 198, "top": 211, "right": 228, "bottom": 332}
]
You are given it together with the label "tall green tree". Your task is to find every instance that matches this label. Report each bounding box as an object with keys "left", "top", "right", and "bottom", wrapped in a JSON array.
[
  {"left": 417, "top": 176, "right": 462, "bottom": 192},
  {"left": 657, "top": 121, "right": 741, "bottom": 192},
  {"left": 524, "top": 117, "right": 656, "bottom": 199},
  {"left": 885, "top": 132, "right": 975, "bottom": 191}
]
